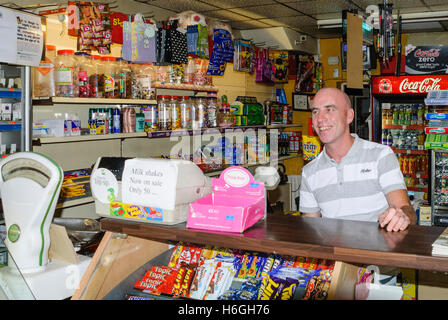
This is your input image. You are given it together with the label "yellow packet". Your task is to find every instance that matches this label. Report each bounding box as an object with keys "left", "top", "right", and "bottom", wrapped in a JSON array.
[{"left": 302, "top": 135, "right": 321, "bottom": 161}]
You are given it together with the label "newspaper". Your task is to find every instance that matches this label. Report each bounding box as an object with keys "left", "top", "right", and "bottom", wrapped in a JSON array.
[{"left": 432, "top": 227, "right": 448, "bottom": 257}]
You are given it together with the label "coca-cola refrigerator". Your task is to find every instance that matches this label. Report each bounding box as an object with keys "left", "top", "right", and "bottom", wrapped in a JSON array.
[{"left": 370, "top": 75, "right": 448, "bottom": 220}]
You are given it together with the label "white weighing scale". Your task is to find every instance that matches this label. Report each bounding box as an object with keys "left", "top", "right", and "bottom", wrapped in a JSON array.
[{"left": 0, "top": 152, "right": 90, "bottom": 300}]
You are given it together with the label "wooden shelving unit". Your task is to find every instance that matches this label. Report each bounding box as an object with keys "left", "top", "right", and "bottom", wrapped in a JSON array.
[{"left": 33, "top": 97, "right": 157, "bottom": 105}]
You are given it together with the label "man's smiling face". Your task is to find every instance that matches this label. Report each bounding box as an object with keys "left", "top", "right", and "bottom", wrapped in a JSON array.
[{"left": 311, "top": 88, "right": 354, "bottom": 147}]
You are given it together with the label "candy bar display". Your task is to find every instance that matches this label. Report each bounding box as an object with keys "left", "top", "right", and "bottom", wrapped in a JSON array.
[{"left": 129, "top": 243, "right": 335, "bottom": 300}]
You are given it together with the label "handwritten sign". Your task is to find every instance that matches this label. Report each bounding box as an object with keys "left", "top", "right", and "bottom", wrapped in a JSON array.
[{"left": 121, "top": 159, "right": 177, "bottom": 210}]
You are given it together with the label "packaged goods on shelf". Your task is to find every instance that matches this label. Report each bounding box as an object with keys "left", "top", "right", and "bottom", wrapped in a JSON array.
[{"left": 130, "top": 242, "right": 336, "bottom": 301}]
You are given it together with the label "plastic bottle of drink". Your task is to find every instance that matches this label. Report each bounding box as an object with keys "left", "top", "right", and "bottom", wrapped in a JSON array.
[
  {"left": 392, "top": 105, "right": 399, "bottom": 125},
  {"left": 398, "top": 105, "right": 404, "bottom": 125},
  {"left": 417, "top": 105, "right": 424, "bottom": 126},
  {"left": 382, "top": 109, "right": 388, "bottom": 125},
  {"left": 386, "top": 130, "right": 393, "bottom": 146},
  {"left": 405, "top": 105, "right": 412, "bottom": 125},
  {"left": 382, "top": 129, "right": 388, "bottom": 145},
  {"left": 411, "top": 105, "right": 418, "bottom": 125}
]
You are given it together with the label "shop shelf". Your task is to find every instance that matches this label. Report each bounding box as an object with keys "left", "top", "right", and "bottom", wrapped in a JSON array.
[
  {"left": 146, "top": 125, "right": 267, "bottom": 138},
  {"left": 153, "top": 83, "right": 218, "bottom": 92},
  {"left": 425, "top": 127, "right": 448, "bottom": 134},
  {"left": 0, "top": 88, "right": 21, "bottom": 99},
  {"left": 425, "top": 98, "right": 448, "bottom": 106},
  {"left": 391, "top": 147, "right": 427, "bottom": 155},
  {"left": 382, "top": 124, "right": 425, "bottom": 130},
  {"left": 33, "top": 97, "right": 157, "bottom": 105},
  {"left": 266, "top": 123, "right": 303, "bottom": 129},
  {"left": 33, "top": 132, "right": 147, "bottom": 144},
  {"left": 56, "top": 196, "right": 94, "bottom": 209},
  {"left": 203, "top": 154, "right": 301, "bottom": 177},
  {"left": 0, "top": 122, "right": 21, "bottom": 131}
]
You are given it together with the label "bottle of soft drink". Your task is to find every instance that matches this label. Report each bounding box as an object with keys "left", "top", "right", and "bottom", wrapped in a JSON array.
[
  {"left": 398, "top": 105, "right": 405, "bottom": 125},
  {"left": 382, "top": 129, "right": 388, "bottom": 145},
  {"left": 392, "top": 105, "right": 399, "bottom": 125},
  {"left": 411, "top": 105, "right": 418, "bottom": 125},
  {"left": 405, "top": 105, "right": 412, "bottom": 125},
  {"left": 387, "top": 130, "right": 393, "bottom": 146},
  {"left": 417, "top": 105, "right": 424, "bottom": 126}
]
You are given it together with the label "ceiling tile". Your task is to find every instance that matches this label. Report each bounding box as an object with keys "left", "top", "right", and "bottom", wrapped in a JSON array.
[
  {"left": 284, "top": 0, "right": 358, "bottom": 16},
  {"left": 137, "top": 0, "right": 219, "bottom": 13},
  {"left": 428, "top": 5, "right": 448, "bottom": 11},
  {"left": 230, "top": 20, "right": 275, "bottom": 29},
  {"left": 200, "top": 0, "right": 276, "bottom": 9},
  {"left": 230, "top": 4, "right": 300, "bottom": 19},
  {"left": 204, "top": 9, "right": 254, "bottom": 21},
  {"left": 274, "top": 15, "right": 318, "bottom": 28}
]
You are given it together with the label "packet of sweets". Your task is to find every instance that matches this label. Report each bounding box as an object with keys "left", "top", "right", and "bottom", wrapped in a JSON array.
[
  {"left": 168, "top": 244, "right": 184, "bottom": 268},
  {"left": 302, "top": 135, "right": 321, "bottom": 161}
]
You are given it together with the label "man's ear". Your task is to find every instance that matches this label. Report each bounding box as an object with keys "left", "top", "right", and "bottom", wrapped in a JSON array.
[{"left": 347, "top": 108, "right": 355, "bottom": 125}]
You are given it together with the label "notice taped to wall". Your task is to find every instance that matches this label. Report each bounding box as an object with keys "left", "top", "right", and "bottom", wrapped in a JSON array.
[{"left": 0, "top": 6, "right": 44, "bottom": 67}]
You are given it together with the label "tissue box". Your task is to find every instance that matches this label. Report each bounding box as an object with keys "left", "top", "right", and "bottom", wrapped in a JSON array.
[{"left": 187, "top": 166, "right": 265, "bottom": 233}]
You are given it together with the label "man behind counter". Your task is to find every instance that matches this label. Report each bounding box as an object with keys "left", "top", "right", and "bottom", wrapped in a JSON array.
[{"left": 299, "top": 87, "right": 417, "bottom": 232}]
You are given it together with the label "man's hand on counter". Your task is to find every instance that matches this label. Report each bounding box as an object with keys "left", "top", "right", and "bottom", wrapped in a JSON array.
[{"left": 378, "top": 207, "right": 412, "bottom": 232}]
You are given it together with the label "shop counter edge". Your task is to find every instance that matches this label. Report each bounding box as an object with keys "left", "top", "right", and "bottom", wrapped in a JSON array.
[{"left": 99, "top": 214, "right": 448, "bottom": 272}]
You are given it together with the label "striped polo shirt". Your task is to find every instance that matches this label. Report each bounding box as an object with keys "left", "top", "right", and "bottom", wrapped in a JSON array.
[{"left": 299, "top": 134, "right": 406, "bottom": 222}]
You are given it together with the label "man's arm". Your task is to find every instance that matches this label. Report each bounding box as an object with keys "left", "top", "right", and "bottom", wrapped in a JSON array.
[{"left": 378, "top": 189, "right": 417, "bottom": 232}]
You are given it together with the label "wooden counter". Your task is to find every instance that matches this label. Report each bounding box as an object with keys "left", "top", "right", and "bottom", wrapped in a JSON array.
[{"left": 100, "top": 214, "right": 448, "bottom": 272}]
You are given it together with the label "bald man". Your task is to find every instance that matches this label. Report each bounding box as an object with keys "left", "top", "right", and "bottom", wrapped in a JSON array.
[{"left": 299, "top": 88, "right": 416, "bottom": 232}]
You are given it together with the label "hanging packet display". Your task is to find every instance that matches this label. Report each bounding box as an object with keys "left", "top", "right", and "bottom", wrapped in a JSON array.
[
  {"left": 156, "top": 21, "right": 170, "bottom": 63},
  {"left": 272, "top": 50, "right": 289, "bottom": 83},
  {"left": 168, "top": 20, "right": 188, "bottom": 64},
  {"left": 207, "top": 29, "right": 233, "bottom": 76},
  {"left": 295, "top": 55, "right": 316, "bottom": 93},
  {"left": 234, "top": 39, "right": 254, "bottom": 73},
  {"left": 196, "top": 24, "right": 209, "bottom": 58},
  {"left": 69, "top": 1, "right": 112, "bottom": 54}
]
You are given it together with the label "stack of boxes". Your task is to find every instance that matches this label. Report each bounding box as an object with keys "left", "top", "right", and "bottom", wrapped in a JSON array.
[{"left": 230, "top": 96, "right": 265, "bottom": 126}]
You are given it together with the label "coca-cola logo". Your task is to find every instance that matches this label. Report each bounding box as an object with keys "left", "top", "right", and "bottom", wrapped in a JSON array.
[
  {"left": 414, "top": 48, "right": 441, "bottom": 58},
  {"left": 399, "top": 77, "right": 441, "bottom": 93},
  {"left": 378, "top": 78, "right": 392, "bottom": 93}
]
